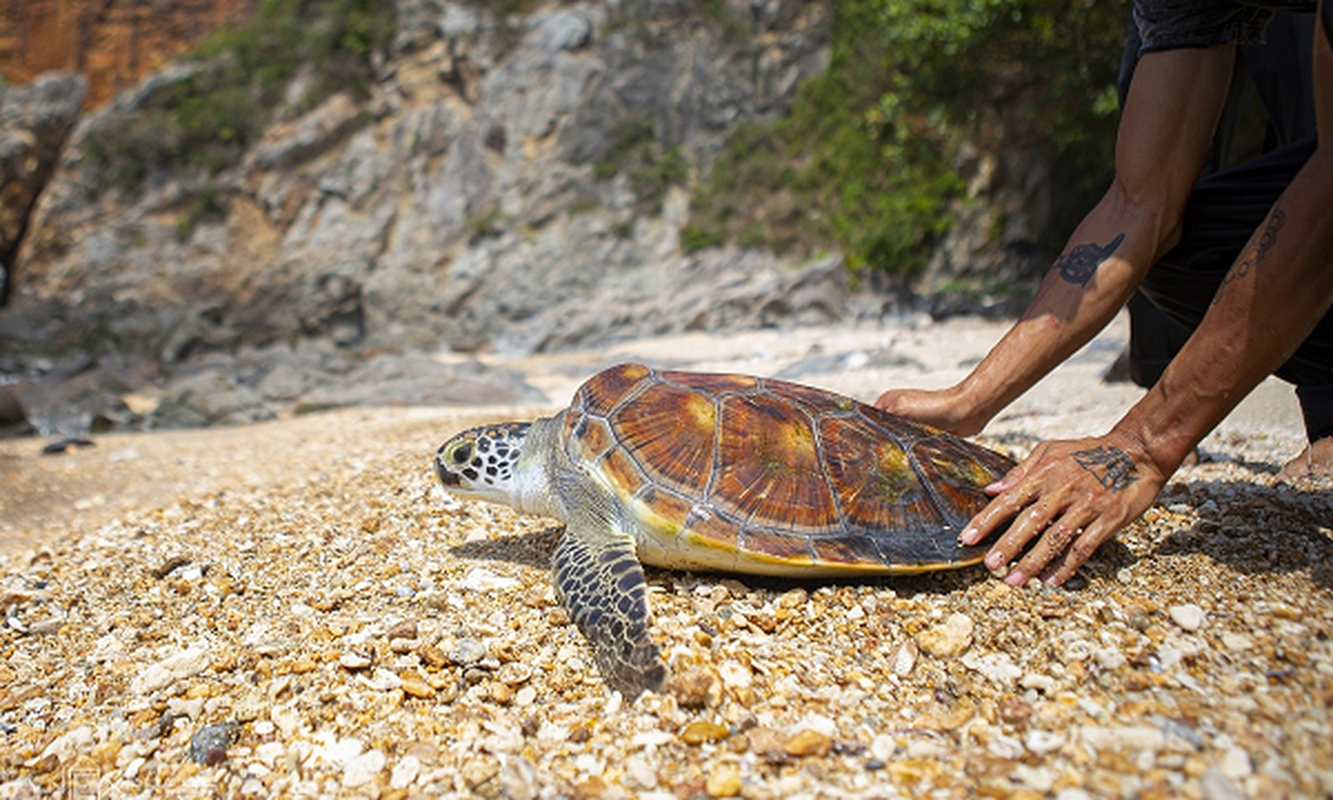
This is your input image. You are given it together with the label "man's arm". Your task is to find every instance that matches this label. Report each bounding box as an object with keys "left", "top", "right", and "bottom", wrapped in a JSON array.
[
  {"left": 877, "top": 45, "right": 1238, "bottom": 433},
  {"left": 960, "top": 11, "right": 1333, "bottom": 586}
]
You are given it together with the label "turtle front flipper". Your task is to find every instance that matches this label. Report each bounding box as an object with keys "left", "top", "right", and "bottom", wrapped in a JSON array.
[{"left": 552, "top": 509, "right": 667, "bottom": 698}]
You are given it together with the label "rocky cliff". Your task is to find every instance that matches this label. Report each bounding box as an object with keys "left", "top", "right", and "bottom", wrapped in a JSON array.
[
  {"left": 1, "top": 0, "right": 858, "bottom": 434},
  {"left": 0, "top": 0, "right": 260, "bottom": 109}
]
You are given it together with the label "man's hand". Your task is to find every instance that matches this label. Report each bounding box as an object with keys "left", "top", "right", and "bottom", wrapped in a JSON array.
[
  {"left": 959, "top": 432, "right": 1168, "bottom": 587},
  {"left": 875, "top": 386, "right": 988, "bottom": 436}
]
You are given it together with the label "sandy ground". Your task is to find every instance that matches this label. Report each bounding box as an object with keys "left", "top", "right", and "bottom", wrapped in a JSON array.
[{"left": 2, "top": 312, "right": 1331, "bottom": 798}]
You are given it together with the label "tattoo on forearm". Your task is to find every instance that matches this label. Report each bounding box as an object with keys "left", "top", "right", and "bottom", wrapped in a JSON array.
[
  {"left": 1213, "top": 206, "right": 1286, "bottom": 304},
  {"left": 1072, "top": 445, "right": 1139, "bottom": 492},
  {"left": 1057, "top": 233, "right": 1125, "bottom": 286}
]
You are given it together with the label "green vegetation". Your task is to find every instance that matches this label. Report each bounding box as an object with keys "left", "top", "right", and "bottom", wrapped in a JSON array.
[
  {"left": 685, "top": 0, "right": 1129, "bottom": 277},
  {"left": 594, "top": 114, "right": 690, "bottom": 217},
  {"left": 81, "top": 0, "right": 395, "bottom": 198}
]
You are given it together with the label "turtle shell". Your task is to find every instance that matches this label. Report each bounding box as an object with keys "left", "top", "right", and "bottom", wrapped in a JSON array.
[{"left": 558, "top": 363, "right": 1015, "bottom": 576}]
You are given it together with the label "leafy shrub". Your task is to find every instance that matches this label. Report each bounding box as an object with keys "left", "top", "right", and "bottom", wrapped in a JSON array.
[
  {"left": 81, "top": 0, "right": 395, "bottom": 198},
  {"left": 595, "top": 114, "right": 690, "bottom": 216},
  {"left": 685, "top": 0, "right": 1128, "bottom": 278}
]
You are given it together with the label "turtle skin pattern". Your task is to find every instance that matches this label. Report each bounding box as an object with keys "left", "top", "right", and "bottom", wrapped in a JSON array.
[{"left": 560, "top": 363, "right": 1016, "bottom": 573}]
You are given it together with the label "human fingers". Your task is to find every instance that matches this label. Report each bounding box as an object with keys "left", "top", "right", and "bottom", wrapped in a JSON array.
[
  {"left": 1037, "top": 523, "right": 1115, "bottom": 586},
  {"left": 967, "top": 482, "right": 1063, "bottom": 572},
  {"left": 1004, "top": 506, "right": 1097, "bottom": 587}
]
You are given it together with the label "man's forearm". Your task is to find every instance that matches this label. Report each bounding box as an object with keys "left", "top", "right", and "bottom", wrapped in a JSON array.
[
  {"left": 1113, "top": 147, "right": 1333, "bottom": 473},
  {"left": 951, "top": 46, "right": 1237, "bottom": 429}
]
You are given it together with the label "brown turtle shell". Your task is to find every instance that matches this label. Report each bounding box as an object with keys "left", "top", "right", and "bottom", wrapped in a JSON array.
[{"left": 559, "top": 363, "right": 1015, "bottom": 575}]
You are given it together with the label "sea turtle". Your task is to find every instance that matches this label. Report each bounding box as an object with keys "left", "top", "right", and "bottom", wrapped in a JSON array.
[{"left": 434, "top": 363, "right": 1014, "bottom": 696}]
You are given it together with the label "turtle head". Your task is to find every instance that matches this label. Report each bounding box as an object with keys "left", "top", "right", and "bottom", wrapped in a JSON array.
[
  {"left": 434, "top": 420, "right": 566, "bottom": 520},
  {"left": 435, "top": 422, "right": 531, "bottom": 504}
]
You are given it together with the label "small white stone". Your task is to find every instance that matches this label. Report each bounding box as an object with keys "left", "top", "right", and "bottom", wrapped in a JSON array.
[
  {"left": 892, "top": 640, "right": 918, "bottom": 677},
  {"left": 270, "top": 705, "right": 304, "bottom": 739},
  {"left": 390, "top": 755, "right": 421, "bottom": 790},
  {"left": 962, "top": 651, "right": 1022, "bottom": 686},
  {"left": 718, "top": 659, "right": 752, "bottom": 689},
  {"left": 38, "top": 726, "right": 93, "bottom": 764},
  {"left": 788, "top": 712, "right": 838, "bottom": 739},
  {"left": 1218, "top": 746, "right": 1253, "bottom": 780},
  {"left": 1093, "top": 646, "right": 1127, "bottom": 671},
  {"left": 341, "top": 749, "right": 386, "bottom": 788},
  {"left": 131, "top": 645, "right": 212, "bottom": 695},
  {"left": 916, "top": 613, "right": 974, "bottom": 658},
  {"left": 1081, "top": 725, "right": 1165, "bottom": 752},
  {"left": 461, "top": 567, "right": 521, "bottom": 592},
  {"left": 1221, "top": 632, "right": 1253, "bottom": 651},
  {"left": 1169, "top": 603, "right": 1207, "bottom": 632},
  {"left": 1020, "top": 672, "right": 1056, "bottom": 692},
  {"left": 1013, "top": 764, "right": 1057, "bottom": 793},
  {"left": 363, "top": 668, "right": 402, "bottom": 692},
  {"left": 1025, "top": 729, "right": 1065, "bottom": 756},
  {"left": 623, "top": 755, "right": 659, "bottom": 790}
]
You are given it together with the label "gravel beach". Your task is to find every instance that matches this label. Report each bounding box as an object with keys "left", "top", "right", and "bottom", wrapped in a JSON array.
[{"left": 3, "top": 313, "right": 1332, "bottom": 799}]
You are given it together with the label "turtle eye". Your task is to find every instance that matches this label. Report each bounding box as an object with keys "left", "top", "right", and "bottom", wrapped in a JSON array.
[{"left": 451, "top": 443, "right": 473, "bottom": 465}]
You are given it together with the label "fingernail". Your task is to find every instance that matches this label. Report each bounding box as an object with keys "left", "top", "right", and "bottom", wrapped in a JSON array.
[
  {"left": 984, "top": 551, "right": 1004, "bottom": 570},
  {"left": 960, "top": 527, "right": 979, "bottom": 545},
  {"left": 1004, "top": 570, "right": 1026, "bottom": 587}
]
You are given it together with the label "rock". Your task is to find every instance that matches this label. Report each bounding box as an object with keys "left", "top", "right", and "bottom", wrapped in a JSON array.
[
  {"left": 961, "top": 651, "right": 1022, "bottom": 686},
  {"left": 1024, "top": 729, "right": 1065, "bottom": 756},
  {"left": 783, "top": 729, "right": 832, "bottom": 758},
  {"left": 670, "top": 667, "right": 722, "bottom": 709},
  {"left": 339, "top": 651, "right": 372, "bottom": 671},
  {"left": 187, "top": 722, "right": 238, "bottom": 766},
  {"left": 0, "top": 388, "right": 31, "bottom": 437},
  {"left": 1080, "top": 725, "right": 1165, "bottom": 753},
  {"left": 1200, "top": 766, "right": 1247, "bottom": 800},
  {"left": 386, "top": 618, "right": 419, "bottom": 641},
  {"left": 916, "top": 613, "right": 975, "bottom": 658},
  {"left": 892, "top": 639, "right": 918, "bottom": 677},
  {"left": 341, "top": 748, "right": 386, "bottom": 788},
  {"left": 1218, "top": 746, "right": 1253, "bottom": 780},
  {"left": 460, "top": 567, "right": 523, "bottom": 593},
  {"left": 1169, "top": 603, "right": 1207, "bottom": 632},
  {"left": 131, "top": 644, "right": 212, "bottom": 695},
  {"left": 705, "top": 760, "right": 742, "bottom": 797},
  {"left": 0, "top": 73, "right": 85, "bottom": 283},
  {"left": 680, "top": 720, "right": 730, "bottom": 745},
  {"left": 498, "top": 755, "right": 540, "bottom": 800},
  {"left": 37, "top": 726, "right": 93, "bottom": 766}
]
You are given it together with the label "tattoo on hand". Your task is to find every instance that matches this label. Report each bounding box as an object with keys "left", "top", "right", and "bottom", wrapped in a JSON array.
[
  {"left": 1214, "top": 206, "right": 1285, "bottom": 304},
  {"left": 1072, "top": 445, "right": 1139, "bottom": 492},
  {"left": 1057, "top": 233, "right": 1125, "bottom": 286}
]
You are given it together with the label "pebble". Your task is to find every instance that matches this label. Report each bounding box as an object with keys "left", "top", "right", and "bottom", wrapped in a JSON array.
[
  {"left": 449, "top": 638, "right": 487, "bottom": 666},
  {"left": 131, "top": 645, "right": 212, "bottom": 695},
  {"left": 1200, "top": 766, "right": 1247, "bottom": 800},
  {"left": 461, "top": 567, "right": 521, "bottom": 592},
  {"left": 681, "top": 720, "right": 730, "bottom": 745},
  {"left": 188, "top": 722, "right": 238, "bottom": 766},
  {"left": 891, "top": 640, "right": 918, "bottom": 677},
  {"left": 339, "top": 652, "right": 372, "bottom": 671},
  {"left": 1081, "top": 725, "right": 1165, "bottom": 752},
  {"left": 1218, "top": 746, "right": 1253, "bottom": 780},
  {"left": 961, "top": 651, "right": 1022, "bottom": 686},
  {"left": 342, "top": 749, "right": 386, "bottom": 788},
  {"left": 706, "top": 761, "right": 742, "bottom": 797},
  {"left": 1169, "top": 604, "right": 1207, "bottom": 632},
  {"left": 1024, "top": 729, "right": 1065, "bottom": 756},
  {"left": 783, "top": 729, "right": 832, "bottom": 758},
  {"left": 916, "top": 613, "right": 974, "bottom": 658}
]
